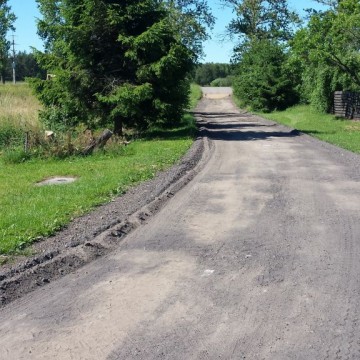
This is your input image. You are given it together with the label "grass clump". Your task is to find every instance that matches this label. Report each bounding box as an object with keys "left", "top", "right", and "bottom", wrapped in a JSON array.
[{"left": 258, "top": 104, "right": 360, "bottom": 154}]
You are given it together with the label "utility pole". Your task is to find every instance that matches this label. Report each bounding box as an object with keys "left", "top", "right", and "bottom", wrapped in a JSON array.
[{"left": 11, "top": 34, "right": 16, "bottom": 84}]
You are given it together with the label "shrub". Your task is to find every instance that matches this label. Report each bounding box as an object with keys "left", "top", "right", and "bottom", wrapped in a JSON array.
[
  {"left": 233, "top": 39, "right": 298, "bottom": 112},
  {"left": 210, "top": 76, "right": 234, "bottom": 87}
]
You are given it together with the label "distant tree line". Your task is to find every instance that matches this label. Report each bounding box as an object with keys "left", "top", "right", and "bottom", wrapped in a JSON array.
[
  {"left": 0, "top": 0, "right": 15, "bottom": 83},
  {"left": 193, "top": 63, "right": 234, "bottom": 86},
  {"left": 3, "top": 51, "right": 46, "bottom": 82}
]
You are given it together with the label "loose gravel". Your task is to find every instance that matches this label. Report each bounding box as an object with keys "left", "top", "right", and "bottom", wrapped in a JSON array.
[{"left": 0, "top": 131, "right": 211, "bottom": 306}]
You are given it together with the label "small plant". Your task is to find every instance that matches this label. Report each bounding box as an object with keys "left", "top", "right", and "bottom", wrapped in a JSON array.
[
  {"left": 0, "top": 122, "right": 24, "bottom": 148},
  {"left": 2, "top": 148, "right": 31, "bottom": 164}
]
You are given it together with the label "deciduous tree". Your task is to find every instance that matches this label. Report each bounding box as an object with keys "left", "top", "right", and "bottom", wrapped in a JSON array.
[
  {"left": 0, "top": 0, "right": 16, "bottom": 83},
  {"left": 289, "top": 0, "right": 360, "bottom": 111},
  {"left": 164, "top": 0, "right": 215, "bottom": 60},
  {"left": 223, "top": 0, "right": 300, "bottom": 48}
]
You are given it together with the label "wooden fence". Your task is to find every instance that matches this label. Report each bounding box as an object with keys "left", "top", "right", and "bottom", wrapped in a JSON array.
[{"left": 333, "top": 91, "right": 360, "bottom": 119}]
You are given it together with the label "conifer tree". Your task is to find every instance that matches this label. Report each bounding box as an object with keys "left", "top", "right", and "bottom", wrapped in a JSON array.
[
  {"left": 223, "top": 0, "right": 300, "bottom": 111},
  {"left": 32, "top": 0, "right": 193, "bottom": 134}
]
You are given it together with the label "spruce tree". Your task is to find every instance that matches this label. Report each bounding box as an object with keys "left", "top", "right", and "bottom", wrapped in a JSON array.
[
  {"left": 33, "top": 0, "right": 193, "bottom": 134},
  {"left": 223, "top": 0, "right": 300, "bottom": 111}
]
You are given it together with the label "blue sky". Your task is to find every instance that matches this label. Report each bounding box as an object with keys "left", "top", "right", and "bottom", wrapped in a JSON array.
[{"left": 8, "top": 0, "right": 326, "bottom": 63}]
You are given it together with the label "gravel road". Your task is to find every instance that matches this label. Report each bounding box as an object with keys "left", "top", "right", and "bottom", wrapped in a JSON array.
[{"left": 1, "top": 88, "right": 360, "bottom": 359}]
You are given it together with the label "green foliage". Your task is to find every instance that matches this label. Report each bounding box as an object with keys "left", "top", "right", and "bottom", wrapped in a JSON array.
[
  {"left": 3, "top": 51, "right": 46, "bottom": 81},
  {"left": 16, "top": 52, "right": 46, "bottom": 81},
  {"left": 289, "top": 0, "right": 360, "bottom": 112},
  {"left": 224, "top": 0, "right": 300, "bottom": 111},
  {"left": 189, "top": 83, "right": 202, "bottom": 109},
  {"left": 233, "top": 39, "right": 298, "bottom": 112},
  {"left": 223, "top": 0, "right": 300, "bottom": 54},
  {"left": 164, "top": 0, "right": 215, "bottom": 60},
  {"left": 0, "top": 122, "right": 23, "bottom": 148},
  {"left": 210, "top": 76, "right": 234, "bottom": 87},
  {"left": 194, "top": 63, "right": 233, "bottom": 85},
  {"left": 32, "top": 0, "right": 194, "bottom": 134},
  {"left": 0, "top": 0, "right": 16, "bottom": 83},
  {"left": 2, "top": 147, "right": 31, "bottom": 164}
]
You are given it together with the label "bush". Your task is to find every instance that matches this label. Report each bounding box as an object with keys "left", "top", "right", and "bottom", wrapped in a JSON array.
[
  {"left": 2, "top": 148, "right": 31, "bottom": 164},
  {"left": 210, "top": 76, "right": 234, "bottom": 87},
  {"left": 233, "top": 39, "right": 298, "bottom": 112},
  {"left": 0, "top": 123, "right": 24, "bottom": 149}
]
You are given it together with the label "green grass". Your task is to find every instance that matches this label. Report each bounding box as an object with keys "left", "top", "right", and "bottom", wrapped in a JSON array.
[
  {"left": 0, "top": 140, "right": 192, "bottom": 254},
  {"left": 189, "top": 83, "right": 202, "bottom": 109},
  {"left": 257, "top": 104, "right": 360, "bottom": 154},
  {"left": 0, "top": 84, "right": 202, "bottom": 255}
]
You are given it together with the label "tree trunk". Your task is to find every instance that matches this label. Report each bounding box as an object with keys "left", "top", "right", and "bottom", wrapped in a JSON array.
[
  {"left": 113, "top": 116, "right": 123, "bottom": 136},
  {"left": 82, "top": 129, "right": 113, "bottom": 155}
]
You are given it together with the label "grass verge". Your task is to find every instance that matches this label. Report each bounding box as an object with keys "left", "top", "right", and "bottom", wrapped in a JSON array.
[
  {"left": 0, "top": 84, "right": 202, "bottom": 255},
  {"left": 256, "top": 104, "right": 360, "bottom": 154}
]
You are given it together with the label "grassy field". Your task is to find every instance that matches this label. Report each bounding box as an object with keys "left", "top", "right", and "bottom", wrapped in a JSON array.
[
  {"left": 0, "top": 83, "right": 201, "bottom": 255},
  {"left": 0, "top": 82, "right": 41, "bottom": 127},
  {"left": 0, "top": 83, "right": 41, "bottom": 149},
  {"left": 257, "top": 105, "right": 360, "bottom": 154}
]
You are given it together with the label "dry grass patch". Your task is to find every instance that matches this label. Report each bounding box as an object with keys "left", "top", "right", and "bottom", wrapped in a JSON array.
[
  {"left": 0, "top": 83, "right": 41, "bottom": 127},
  {"left": 345, "top": 123, "right": 360, "bottom": 132}
]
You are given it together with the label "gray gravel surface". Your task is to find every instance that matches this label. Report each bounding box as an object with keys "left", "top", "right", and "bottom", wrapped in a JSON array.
[
  {"left": 1, "top": 88, "right": 360, "bottom": 359},
  {"left": 0, "top": 127, "right": 208, "bottom": 306}
]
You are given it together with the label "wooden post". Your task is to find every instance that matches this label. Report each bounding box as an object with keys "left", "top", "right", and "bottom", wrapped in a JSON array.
[
  {"left": 24, "top": 131, "right": 29, "bottom": 153},
  {"left": 82, "top": 129, "right": 113, "bottom": 155}
]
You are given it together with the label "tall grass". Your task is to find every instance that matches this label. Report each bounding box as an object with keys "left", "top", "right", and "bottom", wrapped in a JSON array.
[
  {"left": 0, "top": 82, "right": 40, "bottom": 127},
  {"left": 189, "top": 83, "right": 202, "bottom": 109},
  {"left": 0, "top": 83, "right": 41, "bottom": 149}
]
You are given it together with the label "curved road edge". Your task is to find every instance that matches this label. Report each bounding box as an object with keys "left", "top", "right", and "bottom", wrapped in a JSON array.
[{"left": 0, "top": 127, "right": 214, "bottom": 307}]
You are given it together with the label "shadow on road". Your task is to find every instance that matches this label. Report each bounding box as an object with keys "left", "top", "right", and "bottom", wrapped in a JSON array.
[
  {"left": 192, "top": 111, "right": 250, "bottom": 119},
  {"left": 200, "top": 122, "right": 275, "bottom": 130},
  {"left": 198, "top": 118, "right": 300, "bottom": 141}
]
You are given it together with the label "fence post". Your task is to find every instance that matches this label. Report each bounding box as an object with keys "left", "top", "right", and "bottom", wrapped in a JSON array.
[{"left": 24, "top": 131, "right": 29, "bottom": 153}]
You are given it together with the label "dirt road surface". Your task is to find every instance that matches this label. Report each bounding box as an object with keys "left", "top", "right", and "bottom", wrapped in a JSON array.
[{"left": 1, "top": 88, "right": 360, "bottom": 359}]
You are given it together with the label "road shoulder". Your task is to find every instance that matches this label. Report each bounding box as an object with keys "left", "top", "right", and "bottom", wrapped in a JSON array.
[{"left": 0, "top": 132, "right": 212, "bottom": 307}]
